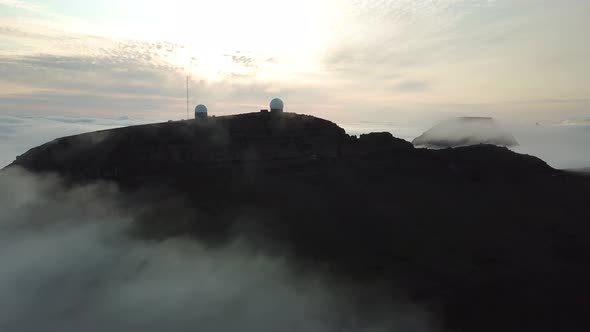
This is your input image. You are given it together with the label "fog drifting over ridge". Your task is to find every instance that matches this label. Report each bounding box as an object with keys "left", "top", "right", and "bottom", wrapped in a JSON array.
[
  {"left": 0, "top": 168, "right": 436, "bottom": 332},
  {"left": 343, "top": 118, "right": 590, "bottom": 170},
  {"left": 411, "top": 117, "right": 518, "bottom": 149}
]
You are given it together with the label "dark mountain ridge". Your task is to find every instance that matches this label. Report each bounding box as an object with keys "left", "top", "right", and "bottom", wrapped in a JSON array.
[{"left": 5, "top": 112, "right": 590, "bottom": 332}]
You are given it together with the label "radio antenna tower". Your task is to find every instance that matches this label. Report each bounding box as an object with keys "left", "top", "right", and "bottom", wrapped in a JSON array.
[{"left": 186, "top": 75, "right": 189, "bottom": 120}]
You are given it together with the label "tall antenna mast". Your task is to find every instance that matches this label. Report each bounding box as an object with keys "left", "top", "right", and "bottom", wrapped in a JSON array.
[{"left": 186, "top": 75, "right": 189, "bottom": 120}]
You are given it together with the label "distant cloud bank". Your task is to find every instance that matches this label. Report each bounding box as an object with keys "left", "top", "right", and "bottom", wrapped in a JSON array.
[{"left": 0, "top": 115, "right": 151, "bottom": 167}]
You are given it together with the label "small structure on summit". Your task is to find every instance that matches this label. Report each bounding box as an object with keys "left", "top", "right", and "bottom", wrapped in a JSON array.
[
  {"left": 195, "top": 104, "right": 208, "bottom": 119},
  {"left": 270, "top": 98, "right": 284, "bottom": 113}
]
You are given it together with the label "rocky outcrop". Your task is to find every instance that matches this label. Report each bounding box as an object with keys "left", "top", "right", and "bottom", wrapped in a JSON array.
[{"left": 5, "top": 112, "right": 590, "bottom": 332}]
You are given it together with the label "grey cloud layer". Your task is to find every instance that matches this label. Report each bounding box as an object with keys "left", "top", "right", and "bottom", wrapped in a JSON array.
[{"left": 0, "top": 53, "right": 183, "bottom": 96}]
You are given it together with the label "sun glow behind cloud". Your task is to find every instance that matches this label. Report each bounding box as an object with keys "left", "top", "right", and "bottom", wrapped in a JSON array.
[
  {"left": 172, "top": 0, "right": 338, "bottom": 82},
  {"left": 19, "top": 0, "right": 340, "bottom": 81}
]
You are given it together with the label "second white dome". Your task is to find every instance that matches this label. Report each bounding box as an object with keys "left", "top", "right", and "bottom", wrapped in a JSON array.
[{"left": 270, "top": 98, "right": 284, "bottom": 111}]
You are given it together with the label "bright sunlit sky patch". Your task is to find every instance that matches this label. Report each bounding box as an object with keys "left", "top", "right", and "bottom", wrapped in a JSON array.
[{"left": 0, "top": 0, "right": 589, "bottom": 123}]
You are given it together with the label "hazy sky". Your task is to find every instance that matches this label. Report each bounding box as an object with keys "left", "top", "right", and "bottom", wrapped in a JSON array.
[{"left": 1, "top": 0, "right": 589, "bottom": 123}]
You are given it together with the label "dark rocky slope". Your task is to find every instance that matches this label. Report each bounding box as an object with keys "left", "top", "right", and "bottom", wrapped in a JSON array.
[{"left": 6, "top": 112, "right": 590, "bottom": 332}]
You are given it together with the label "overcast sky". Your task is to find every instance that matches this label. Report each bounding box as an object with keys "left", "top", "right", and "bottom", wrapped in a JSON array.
[{"left": 1, "top": 0, "right": 589, "bottom": 123}]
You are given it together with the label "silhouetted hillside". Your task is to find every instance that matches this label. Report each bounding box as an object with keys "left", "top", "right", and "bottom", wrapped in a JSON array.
[{"left": 6, "top": 112, "right": 590, "bottom": 332}]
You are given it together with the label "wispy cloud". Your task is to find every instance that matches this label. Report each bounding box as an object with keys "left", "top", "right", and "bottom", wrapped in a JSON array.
[
  {"left": 0, "top": 0, "right": 42, "bottom": 12},
  {"left": 394, "top": 80, "right": 431, "bottom": 93}
]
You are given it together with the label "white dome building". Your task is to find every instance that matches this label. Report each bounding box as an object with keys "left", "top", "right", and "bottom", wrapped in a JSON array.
[
  {"left": 270, "top": 98, "right": 284, "bottom": 113},
  {"left": 195, "top": 104, "right": 208, "bottom": 119}
]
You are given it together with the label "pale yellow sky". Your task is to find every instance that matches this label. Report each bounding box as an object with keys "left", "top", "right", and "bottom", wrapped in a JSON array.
[{"left": 1, "top": 0, "right": 589, "bottom": 123}]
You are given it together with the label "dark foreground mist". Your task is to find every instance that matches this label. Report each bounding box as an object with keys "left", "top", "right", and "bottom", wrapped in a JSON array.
[{"left": 0, "top": 169, "right": 435, "bottom": 332}]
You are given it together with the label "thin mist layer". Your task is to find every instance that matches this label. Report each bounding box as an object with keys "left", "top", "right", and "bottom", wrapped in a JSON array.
[{"left": 0, "top": 169, "right": 434, "bottom": 332}]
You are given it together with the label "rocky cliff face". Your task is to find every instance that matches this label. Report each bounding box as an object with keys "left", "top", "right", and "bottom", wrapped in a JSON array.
[{"left": 6, "top": 112, "right": 590, "bottom": 332}]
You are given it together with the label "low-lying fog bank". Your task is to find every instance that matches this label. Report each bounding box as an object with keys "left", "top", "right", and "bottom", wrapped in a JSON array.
[{"left": 0, "top": 168, "right": 435, "bottom": 332}]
